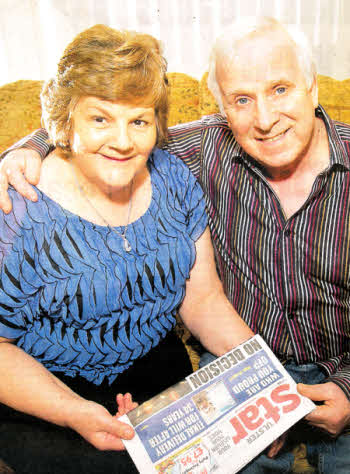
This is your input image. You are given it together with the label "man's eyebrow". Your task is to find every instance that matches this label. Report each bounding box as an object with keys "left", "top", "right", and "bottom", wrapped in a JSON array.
[
  {"left": 269, "top": 78, "right": 294, "bottom": 87},
  {"left": 223, "top": 89, "right": 250, "bottom": 98},
  {"left": 224, "top": 79, "right": 295, "bottom": 97}
]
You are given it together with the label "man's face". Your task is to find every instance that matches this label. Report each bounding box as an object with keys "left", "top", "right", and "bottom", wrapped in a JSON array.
[{"left": 216, "top": 29, "right": 319, "bottom": 177}]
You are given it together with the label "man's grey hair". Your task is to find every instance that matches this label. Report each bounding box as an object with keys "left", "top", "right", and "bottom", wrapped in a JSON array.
[{"left": 207, "top": 17, "right": 316, "bottom": 114}]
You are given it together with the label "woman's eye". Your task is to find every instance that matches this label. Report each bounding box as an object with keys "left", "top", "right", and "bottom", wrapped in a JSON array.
[
  {"left": 93, "top": 116, "right": 106, "bottom": 123},
  {"left": 133, "top": 119, "right": 146, "bottom": 126}
]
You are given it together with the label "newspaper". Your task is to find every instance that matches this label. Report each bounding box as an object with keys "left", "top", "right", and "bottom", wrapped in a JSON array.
[{"left": 121, "top": 335, "right": 315, "bottom": 474}]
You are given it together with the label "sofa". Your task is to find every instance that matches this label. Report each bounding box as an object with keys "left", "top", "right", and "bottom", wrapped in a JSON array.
[{"left": 0, "top": 73, "right": 349, "bottom": 473}]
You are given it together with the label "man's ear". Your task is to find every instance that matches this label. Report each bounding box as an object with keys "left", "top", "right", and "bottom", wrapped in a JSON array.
[{"left": 310, "top": 75, "right": 319, "bottom": 109}]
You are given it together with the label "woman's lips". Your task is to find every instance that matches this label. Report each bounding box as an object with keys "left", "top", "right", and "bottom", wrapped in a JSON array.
[{"left": 100, "top": 154, "right": 133, "bottom": 162}]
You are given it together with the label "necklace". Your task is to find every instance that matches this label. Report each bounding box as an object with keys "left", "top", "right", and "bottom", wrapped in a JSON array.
[{"left": 71, "top": 164, "right": 134, "bottom": 252}]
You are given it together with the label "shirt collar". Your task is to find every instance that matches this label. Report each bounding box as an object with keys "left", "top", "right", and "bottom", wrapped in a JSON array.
[{"left": 315, "top": 105, "right": 350, "bottom": 170}]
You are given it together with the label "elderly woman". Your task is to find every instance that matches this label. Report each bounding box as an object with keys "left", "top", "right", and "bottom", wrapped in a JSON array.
[{"left": 0, "top": 25, "right": 252, "bottom": 473}]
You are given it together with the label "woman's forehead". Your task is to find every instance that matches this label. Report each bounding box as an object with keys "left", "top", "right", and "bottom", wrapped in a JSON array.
[{"left": 74, "top": 96, "right": 156, "bottom": 115}]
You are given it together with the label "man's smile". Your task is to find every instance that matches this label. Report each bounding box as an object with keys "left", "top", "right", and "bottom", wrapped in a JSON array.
[{"left": 256, "top": 128, "right": 291, "bottom": 143}]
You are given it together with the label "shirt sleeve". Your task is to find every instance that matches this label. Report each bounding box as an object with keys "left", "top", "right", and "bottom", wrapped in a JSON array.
[
  {"left": 184, "top": 171, "right": 208, "bottom": 242},
  {"left": 324, "top": 357, "right": 350, "bottom": 400},
  {"left": 162, "top": 150, "right": 208, "bottom": 243},
  {"left": 164, "top": 119, "right": 205, "bottom": 180},
  {"left": 0, "top": 128, "right": 52, "bottom": 160}
]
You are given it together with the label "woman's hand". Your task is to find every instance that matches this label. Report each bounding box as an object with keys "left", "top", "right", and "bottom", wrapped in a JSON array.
[
  {"left": 67, "top": 398, "right": 135, "bottom": 451},
  {"left": 115, "top": 393, "right": 138, "bottom": 418},
  {"left": 0, "top": 340, "right": 134, "bottom": 451},
  {"left": 0, "top": 149, "right": 41, "bottom": 213}
]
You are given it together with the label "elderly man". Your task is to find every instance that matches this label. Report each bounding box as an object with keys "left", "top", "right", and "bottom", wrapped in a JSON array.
[{"left": 1, "top": 17, "right": 350, "bottom": 473}]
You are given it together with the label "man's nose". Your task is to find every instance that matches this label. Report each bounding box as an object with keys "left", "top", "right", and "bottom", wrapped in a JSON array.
[{"left": 254, "top": 98, "right": 278, "bottom": 132}]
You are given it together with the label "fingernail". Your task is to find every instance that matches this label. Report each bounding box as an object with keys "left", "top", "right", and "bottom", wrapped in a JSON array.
[{"left": 124, "top": 427, "right": 133, "bottom": 438}]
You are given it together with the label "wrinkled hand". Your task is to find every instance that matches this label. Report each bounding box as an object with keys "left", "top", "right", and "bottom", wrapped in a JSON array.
[
  {"left": 115, "top": 393, "right": 138, "bottom": 418},
  {"left": 0, "top": 149, "right": 41, "bottom": 213},
  {"left": 298, "top": 382, "right": 350, "bottom": 436},
  {"left": 67, "top": 398, "right": 135, "bottom": 451}
]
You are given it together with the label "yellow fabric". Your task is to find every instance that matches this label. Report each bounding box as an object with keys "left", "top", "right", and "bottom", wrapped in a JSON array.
[
  {"left": 0, "top": 80, "right": 43, "bottom": 154},
  {"left": 199, "top": 72, "right": 220, "bottom": 116},
  {"left": 318, "top": 74, "right": 350, "bottom": 124},
  {"left": 168, "top": 72, "right": 200, "bottom": 126}
]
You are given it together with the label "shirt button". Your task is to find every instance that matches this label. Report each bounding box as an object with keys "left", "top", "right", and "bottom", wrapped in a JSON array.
[{"left": 285, "top": 229, "right": 291, "bottom": 237}]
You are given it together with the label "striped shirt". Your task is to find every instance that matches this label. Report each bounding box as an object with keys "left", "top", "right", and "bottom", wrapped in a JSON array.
[
  {"left": 13, "top": 106, "right": 350, "bottom": 398},
  {"left": 165, "top": 106, "right": 350, "bottom": 398}
]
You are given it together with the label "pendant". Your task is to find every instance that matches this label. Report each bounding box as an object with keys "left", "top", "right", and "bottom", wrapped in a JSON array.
[{"left": 123, "top": 236, "right": 132, "bottom": 252}]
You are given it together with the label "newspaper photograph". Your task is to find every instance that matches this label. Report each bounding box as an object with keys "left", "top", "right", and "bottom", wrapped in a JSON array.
[{"left": 121, "top": 335, "right": 315, "bottom": 474}]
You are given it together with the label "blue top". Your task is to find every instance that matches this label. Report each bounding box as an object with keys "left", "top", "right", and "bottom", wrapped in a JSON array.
[{"left": 0, "top": 149, "right": 207, "bottom": 384}]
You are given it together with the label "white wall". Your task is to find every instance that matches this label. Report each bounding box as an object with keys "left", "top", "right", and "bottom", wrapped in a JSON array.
[{"left": 0, "top": 0, "right": 349, "bottom": 87}]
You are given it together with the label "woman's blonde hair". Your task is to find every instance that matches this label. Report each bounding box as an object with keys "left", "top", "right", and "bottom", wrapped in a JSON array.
[{"left": 41, "top": 24, "right": 169, "bottom": 153}]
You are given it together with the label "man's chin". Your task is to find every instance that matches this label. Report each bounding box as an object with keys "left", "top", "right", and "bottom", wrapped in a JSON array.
[{"left": 248, "top": 152, "right": 301, "bottom": 180}]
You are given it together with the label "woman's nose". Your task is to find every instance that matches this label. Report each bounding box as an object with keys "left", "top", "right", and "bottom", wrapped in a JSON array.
[{"left": 107, "top": 124, "right": 133, "bottom": 152}]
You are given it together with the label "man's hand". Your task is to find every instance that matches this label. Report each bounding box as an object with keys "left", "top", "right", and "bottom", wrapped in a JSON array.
[
  {"left": 67, "top": 398, "right": 135, "bottom": 451},
  {"left": 0, "top": 149, "right": 42, "bottom": 213},
  {"left": 298, "top": 381, "right": 350, "bottom": 436}
]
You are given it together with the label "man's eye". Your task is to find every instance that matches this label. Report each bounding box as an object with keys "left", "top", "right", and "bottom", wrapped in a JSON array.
[
  {"left": 276, "top": 87, "right": 286, "bottom": 95},
  {"left": 93, "top": 116, "right": 106, "bottom": 123},
  {"left": 237, "top": 97, "right": 249, "bottom": 105}
]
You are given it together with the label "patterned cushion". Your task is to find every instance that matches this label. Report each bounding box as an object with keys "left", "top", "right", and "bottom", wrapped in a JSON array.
[
  {"left": 0, "top": 80, "right": 43, "bottom": 153},
  {"left": 167, "top": 72, "right": 200, "bottom": 126},
  {"left": 199, "top": 72, "right": 220, "bottom": 116},
  {"left": 318, "top": 74, "right": 350, "bottom": 124}
]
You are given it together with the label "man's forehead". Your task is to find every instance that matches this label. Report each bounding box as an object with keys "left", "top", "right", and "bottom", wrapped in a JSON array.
[
  {"left": 216, "top": 30, "right": 301, "bottom": 88},
  {"left": 219, "top": 27, "right": 296, "bottom": 66}
]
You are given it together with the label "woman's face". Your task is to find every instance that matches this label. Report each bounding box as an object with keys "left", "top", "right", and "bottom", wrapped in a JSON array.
[{"left": 69, "top": 96, "right": 157, "bottom": 191}]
